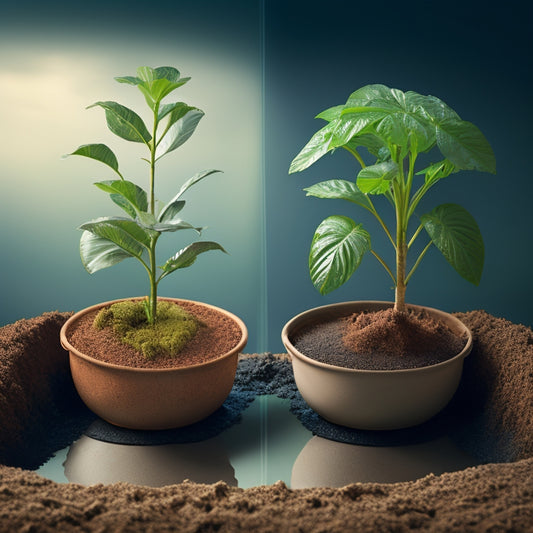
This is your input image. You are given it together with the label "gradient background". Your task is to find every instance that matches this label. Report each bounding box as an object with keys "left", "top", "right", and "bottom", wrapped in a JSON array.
[{"left": 1, "top": 0, "right": 531, "bottom": 353}]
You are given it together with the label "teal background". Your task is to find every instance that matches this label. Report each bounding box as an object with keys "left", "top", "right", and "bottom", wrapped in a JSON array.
[{"left": 1, "top": 0, "right": 532, "bottom": 353}]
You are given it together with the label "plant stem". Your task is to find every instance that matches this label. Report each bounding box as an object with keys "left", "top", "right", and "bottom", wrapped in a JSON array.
[
  {"left": 146, "top": 103, "right": 160, "bottom": 323},
  {"left": 147, "top": 236, "right": 159, "bottom": 324},
  {"left": 342, "top": 145, "right": 366, "bottom": 168},
  {"left": 405, "top": 240, "right": 432, "bottom": 284},
  {"left": 393, "top": 148, "right": 407, "bottom": 313},
  {"left": 371, "top": 250, "right": 396, "bottom": 285}
]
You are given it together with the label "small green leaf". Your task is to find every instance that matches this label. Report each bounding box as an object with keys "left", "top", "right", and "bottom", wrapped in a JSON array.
[
  {"left": 114, "top": 75, "right": 142, "bottom": 86},
  {"left": 158, "top": 170, "right": 222, "bottom": 222},
  {"left": 420, "top": 203, "right": 484, "bottom": 285},
  {"left": 304, "top": 179, "right": 372, "bottom": 210},
  {"left": 80, "top": 230, "right": 134, "bottom": 274},
  {"left": 152, "top": 220, "right": 203, "bottom": 233},
  {"left": 159, "top": 241, "right": 227, "bottom": 278},
  {"left": 436, "top": 118, "right": 496, "bottom": 174},
  {"left": 356, "top": 160, "right": 398, "bottom": 194},
  {"left": 158, "top": 200, "right": 185, "bottom": 223},
  {"left": 80, "top": 217, "right": 152, "bottom": 254},
  {"left": 416, "top": 159, "right": 457, "bottom": 187},
  {"left": 109, "top": 194, "right": 137, "bottom": 218},
  {"left": 88, "top": 101, "right": 152, "bottom": 144},
  {"left": 94, "top": 180, "right": 148, "bottom": 214},
  {"left": 309, "top": 215, "right": 371, "bottom": 295},
  {"left": 156, "top": 108, "right": 204, "bottom": 159},
  {"left": 65, "top": 144, "right": 121, "bottom": 176}
]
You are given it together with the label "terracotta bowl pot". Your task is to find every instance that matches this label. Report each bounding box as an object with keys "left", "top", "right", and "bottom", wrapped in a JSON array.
[
  {"left": 60, "top": 297, "right": 248, "bottom": 430},
  {"left": 281, "top": 301, "right": 472, "bottom": 431}
]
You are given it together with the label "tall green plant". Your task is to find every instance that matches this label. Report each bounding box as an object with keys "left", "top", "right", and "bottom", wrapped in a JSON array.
[
  {"left": 66, "top": 66, "right": 225, "bottom": 323},
  {"left": 289, "top": 84, "right": 496, "bottom": 312}
]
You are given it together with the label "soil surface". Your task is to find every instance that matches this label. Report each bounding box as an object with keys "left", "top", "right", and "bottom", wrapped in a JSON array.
[
  {"left": 0, "top": 309, "right": 532, "bottom": 532},
  {"left": 293, "top": 308, "right": 467, "bottom": 370},
  {"left": 66, "top": 300, "right": 242, "bottom": 369}
]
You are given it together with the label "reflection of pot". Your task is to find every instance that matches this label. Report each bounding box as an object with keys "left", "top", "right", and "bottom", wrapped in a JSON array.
[
  {"left": 64, "top": 433, "right": 237, "bottom": 487},
  {"left": 282, "top": 301, "right": 472, "bottom": 430},
  {"left": 60, "top": 297, "right": 248, "bottom": 430},
  {"left": 291, "top": 435, "right": 478, "bottom": 488}
]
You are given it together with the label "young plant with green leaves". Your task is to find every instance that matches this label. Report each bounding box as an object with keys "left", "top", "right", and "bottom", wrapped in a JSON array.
[
  {"left": 66, "top": 66, "right": 225, "bottom": 324},
  {"left": 289, "top": 84, "right": 496, "bottom": 313}
]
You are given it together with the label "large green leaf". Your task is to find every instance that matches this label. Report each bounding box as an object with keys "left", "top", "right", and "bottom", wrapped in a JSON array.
[
  {"left": 435, "top": 118, "right": 496, "bottom": 174},
  {"left": 159, "top": 241, "right": 227, "bottom": 278},
  {"left": 156, "top": 108, "right": 204, "bottom": 159},
  {"left": 79, "top": 230, "right": 134, "bottom": 274},
  {"left": 420, "top": 203, "right": 484, "bottom": 285},
  {"left": 356, "top": 160, "right": 398, "bottom": 194},
  {"left": 94, "top": 180, "right": 148, "bottom": 214},
  {"left": 309, "top": 215, "right": 371, "bottom": 295},
  {"left": 88, "top": 101, "right": 152, "bottom": 144},
  {"left": 65, "top": 144, "right": 120, "bottom": 176},
  {"left": 79, "top": 217, "right": 152, "bottom": 255},
  {"left": 158, "top": 170, "right": 221, "bottom": 222},
  {"left": 343, "top": 87, "right": 436, "bottom": 153},
  {"left": 304, "top": 179, "right": 372, "bottom": 210}
]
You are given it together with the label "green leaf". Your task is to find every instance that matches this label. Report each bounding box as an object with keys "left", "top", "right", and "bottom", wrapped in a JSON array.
[
  {"left": 79, "top": 230, "right": 134, "bottom": 274},
  {"left": 420, "top": 203, "right": 484, "bottom": 285},
  {"left": 109, "top": 194, "right": 137, "bottom": 218},
  {"left": 309, "top": 215, "right": 371, "bottom": 295},
  {"left": 114, "top": 75, "right": 142, "bottom": 86},
  {"left": 88, "top": 101, "right": 151, "bottom": 144},
  {"left": 65, "top": 144, "right": 121, "bottom": 176},
  {"left": 94, "top": 180, "right": 148, "bottom": 214},
  {"left": 158, "top": 200, "right": 185, "bottom": 223},
  {"left": 158, "top": 170, "right": 221, "bottom": 222},
  {"left": 156, "top": 108, "right": 204, "bottom": 159},
  {"left": 158, "top": 102, "right": 195, "bottom": 122},
  {"left": 79, "top": 217, "right": 152, "bottom": 254},
  {"left": 159, "top": 241, "right": 227, "bottom": 277},
  {"left": 315, "top": 105, "right": 344, "bottom": 122},
  {"left": 304, "top": 179, "right": 372, "bottom": 210},
  {"left": 435, "top": 118, "right": 496, "bottom": 173},
  {"left": 356, "top": 160, "right": 398, "bottom": 194},
  {"left": 416, "top": 159, "right": 457, "bottom": 187},
  {"left": 152, "top": 220, "right": 203, "bottom": 233},
  {"left": 289, "top": 122, "right": 336, "bottom": 174}
]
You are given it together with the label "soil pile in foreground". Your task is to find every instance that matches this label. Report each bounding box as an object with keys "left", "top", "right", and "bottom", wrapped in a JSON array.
[{"left": 0, "top": 309, "right": 531, "bottom": 532}]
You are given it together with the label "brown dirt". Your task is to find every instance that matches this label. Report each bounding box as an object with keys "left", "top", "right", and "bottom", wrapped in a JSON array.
[
  {"left": 66, "top": 300, "right": 242, "bottom": 369},
  {"left": 0, "top": 309, "right": 532, "bottom": 532},
  {"left": 293, "top": 308, "right": 467, "bottom": 370}
]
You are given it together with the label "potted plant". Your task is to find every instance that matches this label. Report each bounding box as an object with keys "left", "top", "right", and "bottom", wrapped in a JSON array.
[
  {"left": 281, "top": 84, "right": 495, "bottom": 430},
  {"left": 60, "top": 66, "right": 247, "bottom": 430}
]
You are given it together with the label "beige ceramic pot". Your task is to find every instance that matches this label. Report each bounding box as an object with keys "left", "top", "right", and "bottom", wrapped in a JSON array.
[
  {"left": 281, "top": 301, "right": 472, "bottom": 431},
  {"left": 60, "top": 297, "right": 247, "bottom": 430}
]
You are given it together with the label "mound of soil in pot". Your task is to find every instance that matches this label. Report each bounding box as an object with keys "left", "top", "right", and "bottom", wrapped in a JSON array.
[
  {"left": 66, "top": 300, "right": 242, "bottom": 369},
  {"left": 293, "top": 308, "right": 467, "bottom": 370}
]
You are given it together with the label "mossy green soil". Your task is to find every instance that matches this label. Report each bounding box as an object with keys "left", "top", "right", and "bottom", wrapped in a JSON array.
[{"left": 94, "top": 300, "right": 202, "bottom": 359}]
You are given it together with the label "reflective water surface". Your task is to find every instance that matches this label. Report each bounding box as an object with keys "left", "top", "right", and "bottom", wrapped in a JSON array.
[{"left": 37, "top": 395, "right": 479, "bottom": 488}]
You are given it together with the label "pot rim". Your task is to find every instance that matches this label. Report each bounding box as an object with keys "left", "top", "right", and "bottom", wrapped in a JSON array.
[
  {"left": 281, "top": 300, "right": 472, "bottom": 376},
  {"left": 60, "top": 296, "right": 248, "bottom": 373}
]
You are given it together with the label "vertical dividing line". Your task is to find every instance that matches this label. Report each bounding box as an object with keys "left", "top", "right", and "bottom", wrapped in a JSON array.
[{"left": 258, "top": 0, "right": 268, "bottom": 354}]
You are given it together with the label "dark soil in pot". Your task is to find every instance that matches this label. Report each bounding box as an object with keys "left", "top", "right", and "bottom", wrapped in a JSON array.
[
  {"left": 66, "top": 300, "right": 242, "bottom": 369},
  {"left": 292, "top": 307, "right": 467, "bottom": 371}
]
